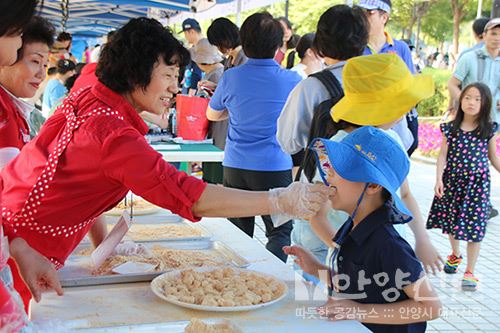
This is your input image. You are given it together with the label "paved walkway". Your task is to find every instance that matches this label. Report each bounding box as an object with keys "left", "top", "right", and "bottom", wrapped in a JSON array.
[{"left": 252, "top": 160, "right": 500, "bottom": 332}]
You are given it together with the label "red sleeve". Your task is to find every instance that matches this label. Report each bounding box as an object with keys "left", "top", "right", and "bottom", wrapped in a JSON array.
[
  {"left": 101, "top": 128, "right": 207, "bottom": 221},
  {"left": 0, "top": 108, "right": 22, "bottom": 150}
]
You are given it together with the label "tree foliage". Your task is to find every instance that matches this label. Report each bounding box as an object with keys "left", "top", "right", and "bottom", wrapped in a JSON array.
[
  {"left": 201, "top": 0, "right": 493, "bottom": 52},
  {"left": 390, "top": 0, "right": 420, "bottom": 37},
  {"left": 421, "top": 0, "right": 453, "bottom": 44},
  {"left": 223, "top": 0, "right": 341, "bottom": 35}
]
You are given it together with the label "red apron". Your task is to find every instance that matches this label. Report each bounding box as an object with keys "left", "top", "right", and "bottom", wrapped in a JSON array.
[{"left": 3, "top": 91, "right": 124, "bottom": 312}]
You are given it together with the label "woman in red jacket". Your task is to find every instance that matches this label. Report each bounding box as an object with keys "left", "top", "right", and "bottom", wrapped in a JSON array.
[
  {"left": 1, "top": 17, "right": 331, "bottom": 311},
  {"left": 0, "top": 1, "right": 64, "bottom": 331}
]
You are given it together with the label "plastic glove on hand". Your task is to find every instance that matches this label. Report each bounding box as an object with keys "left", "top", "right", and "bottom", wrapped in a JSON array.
[
  {"left": 269, "top": 182, "right": 334, "bottom": 220},
  {"left": 112, "top": 241, "right": 152, "bottom": 257}
]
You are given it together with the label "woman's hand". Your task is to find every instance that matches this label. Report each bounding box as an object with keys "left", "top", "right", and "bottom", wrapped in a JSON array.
[
  {"left": 10, "top": 238, "right": 63, "bottom": 302},
  {"left": 434, "top": 178, "right": 444, "bottom": 198},
  {"left": 113, "top": 241, "right": 152, "bottom": 257},
  {"left": 283, "top": 245, "right": 326, "bottom": 277},
  {"left": 198, "top": 80, "right": 217, "bottom": 91},
  {"left": 269, "top": 182, "right": 334, "bottom": 220}
]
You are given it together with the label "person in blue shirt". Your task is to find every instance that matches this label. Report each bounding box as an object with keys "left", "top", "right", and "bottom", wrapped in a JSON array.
[
  {"left": 285, "top": 127, "right": 442, "bottom": 333},
  {"left": 456, "top": 17, "right": 489, "bottom": 62},
  {"left": 449, "top": 18, "right": 500, "bottom": 122},
  {"left": 357, "top": 0, "right": 420, "bottom": 156},
  {"left": 41, "top": 58, "right": 75, "bottom": 117},
  {"left": 207, "top": 12, "right": 302, "bottom": 262}
]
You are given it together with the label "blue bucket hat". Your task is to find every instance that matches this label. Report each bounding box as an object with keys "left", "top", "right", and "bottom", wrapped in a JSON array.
[{"left": 310, "top": 126, "right": 412, "bottom": 223}]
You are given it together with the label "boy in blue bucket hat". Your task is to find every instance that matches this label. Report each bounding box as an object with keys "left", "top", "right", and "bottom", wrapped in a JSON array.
[{"left": 284, "top": 126, "right": 441, "bottom": 333}]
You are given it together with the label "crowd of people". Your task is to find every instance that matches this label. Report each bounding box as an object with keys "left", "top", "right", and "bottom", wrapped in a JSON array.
[{"left": 0, "top": 0, "right": 499, "bottom": 332}]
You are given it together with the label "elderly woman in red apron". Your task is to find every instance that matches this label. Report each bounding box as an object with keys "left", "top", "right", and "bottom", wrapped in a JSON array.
[
  {"left": 0, "top": 1, "right": 64, "bottom": 331},
  {"left": 1, "top": 17, "right": 331, "bottom": 311}
]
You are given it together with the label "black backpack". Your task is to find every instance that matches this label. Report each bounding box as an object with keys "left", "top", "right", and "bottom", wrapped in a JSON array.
[
  {"left": 294, "top": 69, "right": 344, "bottom": 182},
  {"left": 309, "top": 69, "right": 344, "bottom": 116}
]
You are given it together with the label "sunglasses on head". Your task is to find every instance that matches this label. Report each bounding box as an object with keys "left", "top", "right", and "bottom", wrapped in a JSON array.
[{"left": 357, "top": 6, "right": 383, "bottom": 15}]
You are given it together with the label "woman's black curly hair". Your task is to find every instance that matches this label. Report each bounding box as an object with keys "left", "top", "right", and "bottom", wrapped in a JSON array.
[
  {"left": 96, "top": 17, "right": 191, "bottom": 93},
  {"left": 17, "top": 16, "right": 55, "bottom": 60}
]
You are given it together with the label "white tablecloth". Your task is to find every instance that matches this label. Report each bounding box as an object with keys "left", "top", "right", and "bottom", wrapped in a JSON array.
[{"left": 31, "top": 217, "right": 370, "bottom": 333}]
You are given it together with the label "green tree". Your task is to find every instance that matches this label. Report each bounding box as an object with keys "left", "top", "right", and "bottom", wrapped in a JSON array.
[
  {"left": 451, "top": 0, "right": 472, "bottom": 57},
  {"left": 391, "top": 0, "right": 419, "bottom": 38},
  {"left": 284, "top": 0, "right": 339, "bottom": 34},
  {"left": 219, "top": 0, "right": 341, "bottom": 34},
  {"left": 421, "top": 0, "right": 453, "bottom": 47}
]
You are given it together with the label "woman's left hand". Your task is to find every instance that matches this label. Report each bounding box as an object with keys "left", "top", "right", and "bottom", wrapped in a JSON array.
[
  {"left": 269, "top": 182, "right": 334, "bottom": 219},
  {"left": 10, "top": 238, "right": 64, "bottom": 302}
]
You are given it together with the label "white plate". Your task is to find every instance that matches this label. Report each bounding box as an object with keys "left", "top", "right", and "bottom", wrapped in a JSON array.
[{"left": 151, "top": 267, "right": 288, "bottom": 312}]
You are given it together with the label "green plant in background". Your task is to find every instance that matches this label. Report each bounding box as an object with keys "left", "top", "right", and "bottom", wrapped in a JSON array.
[{"left": 417, "top": 67, "right": 451, "bottom": 117}]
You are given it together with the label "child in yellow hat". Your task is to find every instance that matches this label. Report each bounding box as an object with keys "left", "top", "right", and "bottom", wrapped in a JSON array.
[{"left": 293, "top": 53, "right": 443, "bottom": 275}]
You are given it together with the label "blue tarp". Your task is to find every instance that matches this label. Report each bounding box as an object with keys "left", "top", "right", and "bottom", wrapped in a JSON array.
[{"left": 38, "top": 0, "right": 230, "bottom": 37}]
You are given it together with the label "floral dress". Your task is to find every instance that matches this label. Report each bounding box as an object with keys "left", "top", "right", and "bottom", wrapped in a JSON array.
[{"left": 427, "top": 122, "right": 498, "bottom": 242}]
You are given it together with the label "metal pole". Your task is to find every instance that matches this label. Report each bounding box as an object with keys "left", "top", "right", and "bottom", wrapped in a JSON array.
[
  {"left": 285, "top": 0, "right": 289, "bottom": 19},
  {"left": 236, "top": 0, "right": 242, "bottom": 26},
  {"left": 493, "top": 0, "right": 500, "bottom": 17},
  {"left": 477, "top": 0, "right": 483, "bottom": 18}
]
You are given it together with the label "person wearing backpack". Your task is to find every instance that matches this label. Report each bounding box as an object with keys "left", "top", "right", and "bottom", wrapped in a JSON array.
[
  {"left": 277, "top": 5, "right": 367, "bottom": 163},
  {"left": 448, "top": 18, "right": 500, "bottom": 123}
]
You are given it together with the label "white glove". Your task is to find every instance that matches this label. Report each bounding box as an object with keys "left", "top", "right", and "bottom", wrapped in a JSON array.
[
  {"left": 269, "top": 182, "right": 333, "bottom": 221},
  {"left": 112, "top": 241, "right": 152, "bottom": 257}
]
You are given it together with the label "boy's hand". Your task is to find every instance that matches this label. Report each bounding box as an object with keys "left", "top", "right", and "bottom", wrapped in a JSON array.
[
  {"left": 283, "top": 245, "right": 325, "bottom": 277},
  {"left": 415, "top": 238, "right": 444, "bottom": 275},
  {"left": 434, "top": 179, "right": 444, "bottom": 198},
  {"left": 317, "top": 297, "right": 363, "bottom": 321},
  {"left": 10, "top": 238, "right": 63, "bottom": 302}
]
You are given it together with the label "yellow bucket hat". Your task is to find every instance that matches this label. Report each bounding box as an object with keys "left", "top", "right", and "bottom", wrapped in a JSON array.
[{"left": 331, "top": 53, "right": 434, "bottom": 126}]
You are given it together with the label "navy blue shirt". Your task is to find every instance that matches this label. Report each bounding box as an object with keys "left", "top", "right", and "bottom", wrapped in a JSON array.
[
  {"left": 209, "top": 58, "right": 301, "bottom": 171},
  {"left": 333, "top": 204, "right": 426, "bottom": 333}
]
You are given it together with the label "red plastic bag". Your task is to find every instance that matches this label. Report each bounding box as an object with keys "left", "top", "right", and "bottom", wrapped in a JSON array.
[{"left": 175, "top": 95, "right": 210, "bottom": 140}]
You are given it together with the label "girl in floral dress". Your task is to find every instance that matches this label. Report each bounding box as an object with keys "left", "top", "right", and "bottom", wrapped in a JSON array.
[{"left": 427, "top": 83, "right": 500, "bottom": 291}]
